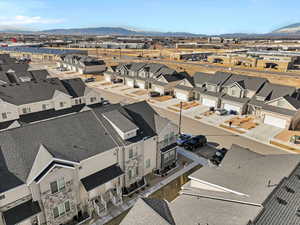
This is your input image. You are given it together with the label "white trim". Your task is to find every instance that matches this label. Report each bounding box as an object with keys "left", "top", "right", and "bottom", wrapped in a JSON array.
[
  {"left": 188, "top": 177, "right": 248, "bottom": 197},
  {"left": 36, "top": 164, "right": 75, "bottom": 184}
]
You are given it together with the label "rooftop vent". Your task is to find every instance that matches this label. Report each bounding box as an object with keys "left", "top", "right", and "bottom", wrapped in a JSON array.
[
  {"left": 276, "top": 197, "right": 287, "bottom": 205},
  {"left": 285, "top": 186, "right": 295, "bottom": 194}
]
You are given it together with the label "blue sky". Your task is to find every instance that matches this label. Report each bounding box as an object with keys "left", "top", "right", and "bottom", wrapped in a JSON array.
[{"left": 0, "top": 0, "right": 300, "bottom": 34}]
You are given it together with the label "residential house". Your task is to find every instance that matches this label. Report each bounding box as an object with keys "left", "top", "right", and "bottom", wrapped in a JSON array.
[
  {"left": 0, "top": 77, "right": 102, "bottom": 123},
  {"left": 173, "top": 73, "right": 194, "bottom": 102},
  {"left": 0, "top": 101, "right": 178, "bottom": 225},
  {"left": 219, "top": 75, "right": 267, "bottom": 114},
  {"left": 121, "top": 144, "right": 300, "bottom": 225},
  {"left": 248, "top": 83, "right": 300, "bottom": 129},
  {"left": 59, "top": 55, "right": 106, "bottom": 74},
  {"left": 104, "top": 63, "right": 183, "bottom": 94},
  {"left": 120, "top": 198, "right": 175, "bottom": 225},
  {"left": 193, "top": 71, "right": 231, "bottom": 107}
]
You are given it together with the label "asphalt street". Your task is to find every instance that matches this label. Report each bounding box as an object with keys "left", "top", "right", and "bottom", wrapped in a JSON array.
[{"left": 94, "top": 87, "right": 289, "bottom": 156}]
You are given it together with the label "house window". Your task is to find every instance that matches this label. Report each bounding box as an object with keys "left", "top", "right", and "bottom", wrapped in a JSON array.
[
  {"left": 128, "top": 170, "right": 132, "bottom": 179},
  {"left": 42, "top": 104, "right": 47, "bottom": 110},
  {"left": 164, "top": 134, "right": 169, "bottom": 146},
  {"left": 90, "top": 97, "right": 97, "bottom": 103},
  {"left": 135, "top": 167, "right": 139, "bottom": 176},
  {"left": 145, "top": 159, "right": 151, "bottom": 168},
  {"left": 129, "top": 149, "right": 133, "bottom": 159},
  {"left": 50, "top": 178, "right": 65, "bottom": 194},
  {"left": 75, "top": 99, "right": 82, "bottom": 105},
  {"left": 53, "top": 201, "right": 70, "bottom": 219},
  {"left": 169, "top": 132, "right": 175, "bottom": 142},
  {"left": 1, "top": 112, "right": 7, "bottom": 120},
  {"left": 22, "top": 107, "right": 31, "bottom": 114},
  {"left": 59, "top": 102, "right": 65, "bottom": 108},
  {"left": 0, "top": 194, "right": 5, "bottom": 200}
]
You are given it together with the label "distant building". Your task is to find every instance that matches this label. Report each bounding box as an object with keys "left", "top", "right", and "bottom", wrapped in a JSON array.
[{"left": 58, "top": 55, "right": 106, "bottom": 74}]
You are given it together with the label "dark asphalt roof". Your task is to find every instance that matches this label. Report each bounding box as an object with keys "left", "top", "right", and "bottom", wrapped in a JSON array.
[
  {"left": 0, "top": 46, "right": 86, "bottom": 55},
  {"left": 253, "top": 164, "right": 300, "bottom": 225},
  {"left": 130, "top": 62, "right": 147, "bottom": 72},
  {"left": 18, "top": 104, "right": 85, "bottom": 124},
  {"left": 3, "top": 200, "right": 41, "bottom": 225},
  {"left": 0, "top": 110, "right": 118, "bottom": 184},
  {"left": 283, "top": 95, "right": 300, "bottom": 109},
  {"left": 103, "top": 109, "right": 138, "bottom": 133},
  {"left": 142, "top": 198, "right": 176, "bottom": 225},
  {"left": 61, "top": 78, "right": 86, "bottom": 97},
  {"left": 208, "top": 71, "right": 232, "bottom": 85},
  {"left": 123, "top": 101, "right": 158, "bottom": 138},
  {"left": 257, "top": 83, "right": 296, "bottom": 101},
  {"left": 193, "top": 72, "right": 213, "bottom": 86},
  {"left": 29, "top": 69, "right": 49, "bottom": 81},
  {"left": 0, "top": 78, "right": 70, "bottom": 105},
  {"left": 174, "top": 84, "right": 193, "bottom": 91},
  {"left": 249, "top": 99, "right": 297, "bottom": 116},
  {"left": 81, "top": 164, "right": 124, "bottom": 192},
  {"left": 222, "top": 74, "right": 267, "bottom": 91}
]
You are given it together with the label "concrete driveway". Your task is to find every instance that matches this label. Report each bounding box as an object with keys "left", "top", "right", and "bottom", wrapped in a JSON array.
[{"left": 246, "top": 124, "right": 283, "bottom": 142}]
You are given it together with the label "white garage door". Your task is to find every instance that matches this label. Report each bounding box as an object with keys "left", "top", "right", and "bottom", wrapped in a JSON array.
[
  {"left": 126, "top": 79, "right": 134, "bottom": 87},
  {"left": 264, "top": 115, "right": 287, "bottom": 128},
  {"left": 137, "top": 81, "right": 145, "bottom": 89},
  {"left": 202, "top": 98, "right": 216, "bottom": 107},
  {"left": 224, "top": 103, "right": 241, "bottom": 113},
  {"left": 154, "top": 86, "right": 163, "bottom": 95},
  {"left": 175, "top": 92, "right": 188, "bottom": 102},
  {"left": 105, "top": 75, "right": 111, "bottom": 82}
]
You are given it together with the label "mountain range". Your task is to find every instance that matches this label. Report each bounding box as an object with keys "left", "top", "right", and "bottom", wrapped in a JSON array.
[
  {"left": 1, "top": 23, "right": 300, "bottom": 36},
  {"left": 40, "top": 27, "right": 206, "bottom": 37}
]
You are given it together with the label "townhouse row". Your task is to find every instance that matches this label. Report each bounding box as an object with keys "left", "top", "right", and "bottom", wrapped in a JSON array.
[
  {"left": 58, "top": 55, "right": 106, "bottom": 74},
  {"left": 0, "top": 77, "right": 103, "bottom": 124},
  {"left": 105, "top": 62, "right": 300, "bottom": 129},
  {"left": 0, "top": 100, "right": 178, "bottom": 225}
]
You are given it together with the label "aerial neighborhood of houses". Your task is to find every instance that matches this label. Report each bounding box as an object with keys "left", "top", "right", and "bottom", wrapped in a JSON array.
[{"left": 0, "top": 33, "right": 300, "bottom": 225}]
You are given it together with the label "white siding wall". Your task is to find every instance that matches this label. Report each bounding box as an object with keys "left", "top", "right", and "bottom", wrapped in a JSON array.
[
  {"left": 0, "top": 101, "right": 19, "bottom": 122},
  {"left": 78, "top": 149, "right": 118, "bottom": 179},
  {"left": 0, "top": 185, "right": 30, "bottom": 208}
]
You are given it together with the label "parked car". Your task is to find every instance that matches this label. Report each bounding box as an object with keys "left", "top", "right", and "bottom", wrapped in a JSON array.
[
  {"left": 183, "top": 135, "right": 207, "bottom": 150},
  {"left": 84, "top": 77, "right": 95, "bottom": 83},
  {"left": 149, "top": 91, "right": 160, "bottom": 97},
  {"left": 101, "top": 100, "right": 110, "bottom": 105},
  {"left": 215, "top": 109, "right": 227, "bottom": 116},
  {"left": 176, "top": 134, "right": 192, "bottom": 146},
  {"left": 229, "top": 110, "right": 238, "bottom": 115},
  {"left": 58, "top": 67, "right": 67, "bottom": 71},
  {"left": 112, "top": 78, "right": 123, "bottom": 84},
  {"left": 211, "top": 148, "right": 228, "bottom": 165}
]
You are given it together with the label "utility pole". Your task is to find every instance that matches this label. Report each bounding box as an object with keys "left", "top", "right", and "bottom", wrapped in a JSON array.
[{"left": 178, "top": 101, "right": 183, "bottom": 135}]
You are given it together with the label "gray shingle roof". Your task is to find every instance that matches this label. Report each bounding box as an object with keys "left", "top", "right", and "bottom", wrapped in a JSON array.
[
  {"left": 193, "top": 72, "right": 213, "bottom": 86},
  {"left": 3, "top": 200, "right": 41, "bottom": 225},
  {"left": 222, "top": 74, "right": 267, "bottom": 91},
  {"left": 256, "top": 83, "right": 296, "bottom": 101},
  {"left": 81, "top": 164, "right": 124, "bottom": 191},
  {"left": 142, "top": 198, "right": 176, "bottom": 225},
  {"left": 103, "top": 109, "right": 138, "bottom": 133},
  {"left": 249, "top": 99, "right": 297, "bottom": 116},
  {"left": 0, "top": 110, "right": 118, "bottom": 185},
  {"left": 252, "top": 164, "right": 300, "bottom": 225},
  {"left": 0, "top": 78, "right": 70, "bottom": 105},
  {"left": 61, "top": 78, "right": 86, "bottom": 97}
]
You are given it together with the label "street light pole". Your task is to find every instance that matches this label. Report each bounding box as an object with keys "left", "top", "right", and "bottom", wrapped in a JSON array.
[{"left": 178, "top": 101, "right": 183, "bottom": 135}]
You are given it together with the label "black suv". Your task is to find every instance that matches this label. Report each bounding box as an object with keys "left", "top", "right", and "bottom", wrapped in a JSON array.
[{"left": 183, "top": 135, "right": 207, "bottom": 151}]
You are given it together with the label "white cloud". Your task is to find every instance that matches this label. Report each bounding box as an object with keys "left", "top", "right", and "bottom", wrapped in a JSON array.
[{"left": 0, "top": 15, "right": 63, "bottom": 26}]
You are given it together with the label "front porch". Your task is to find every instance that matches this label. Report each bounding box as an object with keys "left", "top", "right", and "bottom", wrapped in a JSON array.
[
  {"left": 93, "top": 187, "right": 123, "bottom": 217},
  {"left": 122, "top": 177, "right": 147, "bottom": 197}
]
